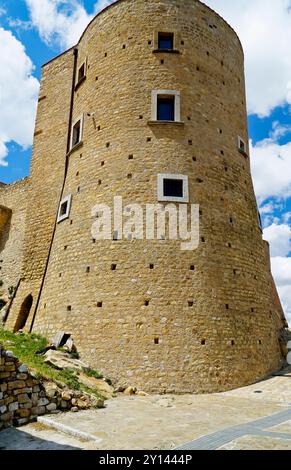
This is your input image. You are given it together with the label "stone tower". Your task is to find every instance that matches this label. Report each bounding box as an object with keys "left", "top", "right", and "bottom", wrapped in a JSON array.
[{"left": 1, "top": 0, "right": 288, "bottom": 393}]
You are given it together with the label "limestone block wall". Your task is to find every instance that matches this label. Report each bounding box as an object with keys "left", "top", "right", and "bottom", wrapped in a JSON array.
[
  {"left": 5, "top": 51, "right": 74, "bottom": 331},
  {"left": 0, "top": 344, "right": 52, "bottom": 429},
  {"left": 5, "top": 0, "right": 288, "bottom": 393},
  {"left": 0, "top": 179, "right": 28, "bottom": 293}
]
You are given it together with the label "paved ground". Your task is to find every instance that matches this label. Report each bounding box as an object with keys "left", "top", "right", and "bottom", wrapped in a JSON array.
[{"left": 1, "top": 368, "right": 291, "bottom": 450}]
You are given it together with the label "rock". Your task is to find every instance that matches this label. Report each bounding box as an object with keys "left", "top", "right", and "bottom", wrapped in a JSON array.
[
  {"left": 46, "top": 403, "right": 57, "bottom": 412},
  {"left": 5, "top": 351, "right": 14, "bottom": 358},
  {"left": 71, "top": 407, "right": 79, "bottom": 413},
  {"left": 18, "top": 364, "right": 28, "bottom": 373},
  {"left": 76, "top": 399, "right": 89, "bottom": 410},
  {"left": 124, "top": 386, "right": 137, "bottom": 396},
  {"left": 63, "top": 337, "right": 76, "bottom": 353},
  {"left": 8, "top": 402, "right": 19, "bottom": 412},
  {"left": 44, "top": 350, "right": 89, "bottom": 371},
  {"left": 52, "top": 331, "right": 71, "bottom": 348},
  {"left": 78, "top": 373, "right": 114, "bottom": 398},
  {"left": 137, "top": 391, "right": 149, "bottom": 397},
  {"left": 60, "top": 400, "right": 68, "bottom": 409},
  {"left": 37, "top": 398, "right": 49, "bottom": 406},
  {"left": 44, "top": 382, "right": 59, "bottom": 398},
  {"left": 61, "top": 391, "right": 72, "bottom": 401}
]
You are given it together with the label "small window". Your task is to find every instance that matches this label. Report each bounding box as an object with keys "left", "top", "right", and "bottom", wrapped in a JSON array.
[
  {"left": 151, "top": 90, "right": 181, "bottom": 123},
  {"left": 70, "top": 116, "right": 83, "bottom": 150},
  {"left": 158, "top": 32, "right": 174, "bottom": 50},
  {"left": 157, "top": 174, "right": 189, "bottom": 203},
  {"left": 157, "top": 96, "right": 175, "bottom": 121},
  {"left": 57, "top": 195, "right": 72, "bottom": 223},
  {"left": 76, "top": 62, "right": 86, "bottom": 87},
  {"left": 238, "top": 136, "right": 247, "bottom": 154}
]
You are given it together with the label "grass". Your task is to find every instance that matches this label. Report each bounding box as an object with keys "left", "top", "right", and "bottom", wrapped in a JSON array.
[{"left": 0, "top": 328, "right": 106, "bottom": 400}]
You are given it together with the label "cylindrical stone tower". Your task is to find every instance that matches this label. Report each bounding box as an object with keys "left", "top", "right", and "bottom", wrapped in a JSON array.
[{"left": 7, "top": 0, "right": 287, "bottom": 393}]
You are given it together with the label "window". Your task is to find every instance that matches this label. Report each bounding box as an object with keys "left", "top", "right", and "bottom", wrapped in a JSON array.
[
  {"left": 158, "top": 32, "right": 174, "bottom": 50},
  {"left": 238, "top": 136, "right": 247, "bottom": 155},
  {"left": 151, "top": 90, "right": 181, "bottom": 123},
  {"left": 157, "top": 96, "right": 175, "bottom": 121},
  {"left": 77, "top": 62, "right": 86, "bottom": 83},
  {"left": 70, "top": 116, "right": 83, "bottom": 150},
  {"left": 157, "top": 174, "right": 189, "bottom": 203},
  {"left": 57, "top": 195, "right": 72, "bottom": 223}
]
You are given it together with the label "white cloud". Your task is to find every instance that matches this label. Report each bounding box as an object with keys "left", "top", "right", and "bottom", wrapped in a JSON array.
[
  {"left": 263, "top": 223, "right": 291, "bottom": 257},
  {"left": 24, "top": 0, "right": 116, "bottom": 49},
  {"left": 204, "top": 0, "right": 291, "bottom": 116},
  {"left": 23, "top": 0, "right": 291, "bottom": 117},
  {"left": 271, "top": 257, "right": 291, "bottom": 324},
  {"left": 0, "top": 6, "right": 7, "bottom": 17},
  {"left": 250, "top": 138, "right": 291, "bottom": 203},
  {"left": 0, "top": 27, "right": 39, "bottom": 167}
]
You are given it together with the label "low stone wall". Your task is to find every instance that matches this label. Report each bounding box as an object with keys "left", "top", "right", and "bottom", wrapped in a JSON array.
[
  {"left": 0, "top": 344, "right": 104, "bottom": 431},
  {"left": 0, "top": 344, "right": 52, "bottom": 429}
]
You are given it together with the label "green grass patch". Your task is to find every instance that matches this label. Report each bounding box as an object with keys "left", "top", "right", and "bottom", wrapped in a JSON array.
[{"left": 0, "top": 328, "right": 107, "bottom": 400}]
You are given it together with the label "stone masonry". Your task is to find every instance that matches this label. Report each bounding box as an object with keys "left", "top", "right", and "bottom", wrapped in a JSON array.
[{"left": 0, "top": 0, "right": 289, "bottom": 393}]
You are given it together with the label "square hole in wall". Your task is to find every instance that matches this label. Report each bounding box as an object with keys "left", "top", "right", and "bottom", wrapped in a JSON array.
[
  {"left": 149, "top": 264, "right": 154, "bottom": 269},
  {"left": 128, "top": 154, "right": 134, "bottom": 160},
  {"left": 188, "top": 301, "right": 194, "bottom": 307},
  {"left": 144, "top": 300, "right": 150, "bottom": 306},
  {"left": 154, "top": 337, "right": 160, "bottom": 344},
  {"left": 190, "top": 265, "right": 195, "bottom": 271},
  {"left": 97, "top": 302, "right": 103, "bottom": 308},
  {"left": 67, "top": 305, "right": 72, "bottom": 311},
  {"left": 111, "top": 264, "right": 117, "bottom": 271}
]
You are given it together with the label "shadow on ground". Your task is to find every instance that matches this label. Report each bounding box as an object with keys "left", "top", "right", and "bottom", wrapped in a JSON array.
[{"left": 0, "top": 427, "right": 82, "bottom": 450}]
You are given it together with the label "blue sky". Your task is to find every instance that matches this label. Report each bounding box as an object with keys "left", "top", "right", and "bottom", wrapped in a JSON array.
[{"left": 0, "top": 0, "right": 290, "bottom": 320}]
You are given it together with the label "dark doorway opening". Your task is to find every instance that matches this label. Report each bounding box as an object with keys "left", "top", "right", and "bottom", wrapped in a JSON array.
[{"left": 14, "top": 294, "right": 33, "bottom": 332}]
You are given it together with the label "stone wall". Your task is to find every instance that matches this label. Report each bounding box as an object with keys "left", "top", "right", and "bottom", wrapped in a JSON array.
[
  {"left": 0, "top": 178, "right": 28, "bottom": 294},
  {"left": 3, "top": 0, "right": 288, "bottom": 393},
  {"left": 0, "top": 344, "right": 53, "bottom": 429}
]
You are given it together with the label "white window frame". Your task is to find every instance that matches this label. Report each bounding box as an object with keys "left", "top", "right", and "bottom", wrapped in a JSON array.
[
  {"left": 70, "top": 114, "right": 84, "bottom": 150},
  {"left": 157, "top": 174, "right": 189, "bottom": 203},
  {"left": 237, "top": 136, "right": 247, "bottom": 154},
  {"left": 151, "top": 90, "right": 181, "bottom": 122},
  {"left": 57, "top": 195, "right": 72, "bottom": 223}
]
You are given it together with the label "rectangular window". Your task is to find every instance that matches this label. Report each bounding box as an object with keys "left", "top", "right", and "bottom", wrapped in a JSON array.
[
  {"left": 157, "top": 96, "right": 175, "bottom": 121},
  {"left": 57, "top": 195, "right": 72, "bottom": 223},
  {"left": 151, "top": 90, "right": 181, "bottom": 123},
  {"left": 158, "top": 32, "right": 174, "bottom": 50},
  {"left": 78, "top": 63, "right": 86, "bottom": 83},
  {"left": 70, "top": 115, "right": 83, "bottom": 150},
  {"left": 163, "top": 178, "right": 183, "bottom": 198},
  {"left": 157, "top": 174, "right": 189, "bottom": 203},
  {"left": 238, "top": 136, "right": 247, "bottom": 154}
]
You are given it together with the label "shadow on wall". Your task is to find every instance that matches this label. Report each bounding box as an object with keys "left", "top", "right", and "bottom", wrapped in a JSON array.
[
  {"left": 13, "top": 294, "right": 33, "bottom": 333},
  {"left": 0, "top": 206, "right": 12, "bottom": 253},
  {"left": 0, "top": 427, "right": 82, "bottom": 450}
]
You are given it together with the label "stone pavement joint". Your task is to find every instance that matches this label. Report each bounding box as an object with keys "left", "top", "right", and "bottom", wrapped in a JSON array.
[{"left": 176, "top": 409, "right": 291, "bottom": 450}]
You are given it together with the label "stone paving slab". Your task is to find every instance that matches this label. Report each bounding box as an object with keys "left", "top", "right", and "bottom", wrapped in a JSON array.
[{"left": 2, "top": 371, "right": 291, "bottom": 450}]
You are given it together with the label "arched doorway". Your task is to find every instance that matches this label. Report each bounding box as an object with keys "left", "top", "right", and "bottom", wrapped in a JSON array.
[{"left": 14, "top": 294, "right": 33, "bottom": 332}]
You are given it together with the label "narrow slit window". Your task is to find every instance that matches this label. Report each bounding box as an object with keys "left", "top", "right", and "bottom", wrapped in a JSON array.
[
  {"left": 158, "top": 32, "right": 174, "bottom": 50},
  {"left": 71, "top": 116, "right": 83, "bottom": 149},
  {"left": 238, "top": 136, "right": 247, "bottom": 154},
  {"left": 77, "top": 62, "right": 86, "bottom": 84}
]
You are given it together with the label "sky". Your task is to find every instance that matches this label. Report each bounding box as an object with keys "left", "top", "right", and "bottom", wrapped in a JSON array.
[{"left": 0, "top": 0, "right": 290, "bottom": 322}]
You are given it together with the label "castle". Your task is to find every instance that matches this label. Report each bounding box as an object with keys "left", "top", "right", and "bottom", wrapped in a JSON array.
[{"left": 0, "top": 0, "right": 288, "bottom": 393}]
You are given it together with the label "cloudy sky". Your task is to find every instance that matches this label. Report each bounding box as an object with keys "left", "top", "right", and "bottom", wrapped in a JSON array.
[{"left": 0, "top": 0, "right": 290, "bottom": 322}]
